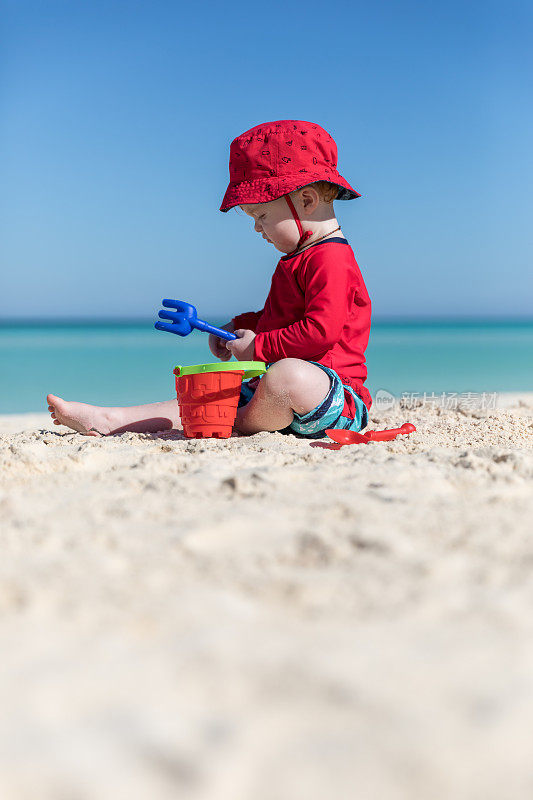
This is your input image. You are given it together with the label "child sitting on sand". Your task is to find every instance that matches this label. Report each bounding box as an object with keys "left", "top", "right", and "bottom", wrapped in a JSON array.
[{"left": 48, "top": 119, "right": 372, "bottom": 438}]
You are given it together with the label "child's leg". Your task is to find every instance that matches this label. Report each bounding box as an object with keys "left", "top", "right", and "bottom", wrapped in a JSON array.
[
  {"left": 234, "top": 358, "right": 331, "bottom": 435},
  {"left": 47, "top": 394, "right": 180, "bottom": 436}
]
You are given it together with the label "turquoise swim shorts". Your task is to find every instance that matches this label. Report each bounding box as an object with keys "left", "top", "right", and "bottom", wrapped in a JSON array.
[{"left": 238, "top": 361, "right": 369, "bottom": 439}]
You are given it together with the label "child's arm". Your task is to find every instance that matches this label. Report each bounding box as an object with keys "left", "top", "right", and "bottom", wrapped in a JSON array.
[
  {"left": 209, "top": 307, "right": 264, "bottom": 361},
  {"left": 253, "top": 253, "right": 356, "bottom": 362},
  {"left": 232, "top": 309, "right": 265, "bottom": 332}
]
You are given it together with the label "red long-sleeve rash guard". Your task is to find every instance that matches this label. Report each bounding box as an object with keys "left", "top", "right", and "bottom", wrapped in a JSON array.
[{"left": 232, "top": 238, "right": 372, "bottom": 415}]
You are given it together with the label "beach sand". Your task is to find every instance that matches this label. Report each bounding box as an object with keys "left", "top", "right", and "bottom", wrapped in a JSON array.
[{"left": 1, "top": 394, "right": 533, "bottom": 799}]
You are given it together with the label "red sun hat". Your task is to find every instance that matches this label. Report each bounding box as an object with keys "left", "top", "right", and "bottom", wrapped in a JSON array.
[{"left": 220, "top": 120, "right": 361, "bottom": 212}]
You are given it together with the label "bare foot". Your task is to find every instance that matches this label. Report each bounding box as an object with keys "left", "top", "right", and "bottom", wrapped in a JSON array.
[{"left": 47, "top": 394, "right": 118, "bottom": 436}]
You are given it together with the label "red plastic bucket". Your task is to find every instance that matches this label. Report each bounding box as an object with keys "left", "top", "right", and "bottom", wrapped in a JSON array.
[{"left": 173, "top": 362, "right": 266, "bottom": 439}]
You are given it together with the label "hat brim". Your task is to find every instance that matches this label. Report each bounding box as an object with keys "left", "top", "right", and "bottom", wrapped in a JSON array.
[{"left": 220, "top": 173, "right": 361, "bottom": 212}]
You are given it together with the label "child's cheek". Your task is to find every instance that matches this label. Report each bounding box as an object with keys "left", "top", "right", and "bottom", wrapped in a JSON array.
[{"left": 277, "top": 220, "right": 299, "bottom": 248}]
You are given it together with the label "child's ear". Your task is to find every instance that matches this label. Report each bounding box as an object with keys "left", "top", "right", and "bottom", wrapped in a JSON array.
[{"left": 300, "top": 186, "right": 320, "bottom": 212}]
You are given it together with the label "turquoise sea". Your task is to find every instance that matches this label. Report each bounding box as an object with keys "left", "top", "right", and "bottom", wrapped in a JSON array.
[{"left": 1, "top": 319, "right": 532, "bottom": 414}]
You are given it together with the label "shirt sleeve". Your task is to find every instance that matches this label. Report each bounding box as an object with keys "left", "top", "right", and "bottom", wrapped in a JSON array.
[
  {"left": 232, "top": 309, "right": 264, "bottom": 332},
  {"left": 254, "top": 249, "right": 355, "bottom": 362}
]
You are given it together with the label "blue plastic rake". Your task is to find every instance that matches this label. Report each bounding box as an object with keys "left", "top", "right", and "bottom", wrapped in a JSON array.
[{"left": 155, "top": 300, "right": 237, "bottom": 341}]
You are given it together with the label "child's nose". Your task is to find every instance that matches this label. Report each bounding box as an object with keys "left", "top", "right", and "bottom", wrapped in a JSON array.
[{"left": 254, "top": 221, "right": 262, "bottom": 232}]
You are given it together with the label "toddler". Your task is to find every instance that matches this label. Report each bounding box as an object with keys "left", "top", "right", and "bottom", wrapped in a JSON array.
[{"left": 47, "top": 119, "right": 372, "bottom": 438}]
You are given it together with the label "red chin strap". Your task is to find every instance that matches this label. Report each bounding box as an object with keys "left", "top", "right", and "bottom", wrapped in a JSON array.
[{"left": 285, "top": 195, "right": 313, "bottom": 252}]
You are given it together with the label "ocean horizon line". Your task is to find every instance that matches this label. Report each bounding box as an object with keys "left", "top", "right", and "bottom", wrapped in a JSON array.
[{"left": 1, "top": 315, "right": 533, "bottom": 328}]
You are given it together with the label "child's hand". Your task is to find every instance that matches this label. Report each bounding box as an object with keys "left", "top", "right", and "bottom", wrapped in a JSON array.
[
  {"left": 209, "top": 322, "right": 234, "bottom": 361},
  {"left": 226, "top": 329, "right": 256, "bottom": 361}
]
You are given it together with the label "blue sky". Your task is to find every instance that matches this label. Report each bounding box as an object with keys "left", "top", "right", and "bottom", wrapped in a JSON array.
[{"left": 1, "top": 0, "right": 532, "bottom": 320}]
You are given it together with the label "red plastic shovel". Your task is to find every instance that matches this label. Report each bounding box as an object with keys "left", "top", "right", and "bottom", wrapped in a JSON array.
[{"left": 325, "top": 422, "right": 416, "bottom": 446}]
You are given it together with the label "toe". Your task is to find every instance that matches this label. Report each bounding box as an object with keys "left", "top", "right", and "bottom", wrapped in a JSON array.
[{"left": 53, "top": 419, "right": 60, "bottom": 425}]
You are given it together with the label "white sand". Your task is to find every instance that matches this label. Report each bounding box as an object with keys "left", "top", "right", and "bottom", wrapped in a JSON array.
[{"left": 1, "top": 394, "right": 533, "bottom": 799}]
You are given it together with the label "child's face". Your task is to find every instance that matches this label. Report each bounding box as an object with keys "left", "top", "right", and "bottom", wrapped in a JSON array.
[{"left": 240, "top": 197, "right": 299, "bottom": 254}]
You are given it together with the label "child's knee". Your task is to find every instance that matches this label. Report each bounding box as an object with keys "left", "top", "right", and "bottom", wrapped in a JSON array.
[{"left": 262, "top": 359, "right": 327, "bottom": 404}]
